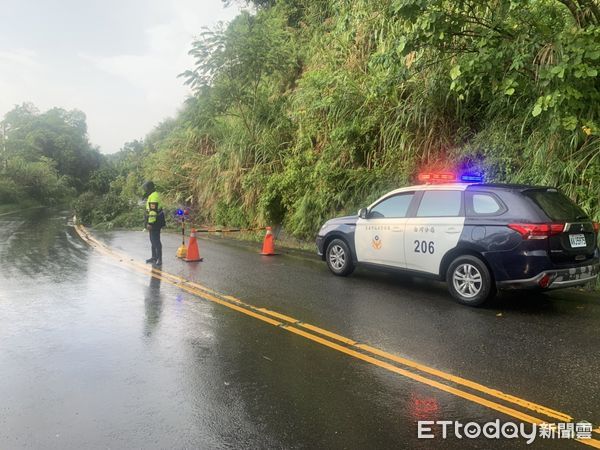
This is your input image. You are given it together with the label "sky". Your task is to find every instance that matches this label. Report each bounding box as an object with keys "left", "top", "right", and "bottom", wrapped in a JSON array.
[{"left": 0, "top": 0, "right": 241, "bottom": 153}]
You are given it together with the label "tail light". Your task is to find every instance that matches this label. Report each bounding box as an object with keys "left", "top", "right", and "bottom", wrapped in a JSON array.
[
  {"left": 593, "top": 222, "right": 599, "bottom": 234},
  {"left": 508, "top": 223, "right": 565, "bottom": 239}
]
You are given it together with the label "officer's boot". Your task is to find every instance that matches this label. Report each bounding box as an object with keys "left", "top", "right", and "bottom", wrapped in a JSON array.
[
  {"left": 146, "top": 245, "right": 157, "bottom": 264},
  {"left": 154, "top": 249, "right": 162, "bottom": 266}
]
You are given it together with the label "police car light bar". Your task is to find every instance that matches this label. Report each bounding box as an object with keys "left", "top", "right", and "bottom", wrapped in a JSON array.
[
  {"left": 460, "top": 174, "right": 484, "bottom": 183},
  {"left": 418, "top": 172, "right": 456, "bottom": 183}
]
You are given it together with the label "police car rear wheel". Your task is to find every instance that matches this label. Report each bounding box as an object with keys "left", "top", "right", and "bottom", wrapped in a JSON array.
[
  {"left": 326, "top": 239, "right": 355, "bottom": 276},
  {"left": 447, "top": 255, "right": 495, "bottom": 306}
]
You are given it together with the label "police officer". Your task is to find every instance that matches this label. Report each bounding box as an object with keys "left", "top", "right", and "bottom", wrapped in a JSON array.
[{"left": 142, "top": 181, "right": 165, "bottom": 265}]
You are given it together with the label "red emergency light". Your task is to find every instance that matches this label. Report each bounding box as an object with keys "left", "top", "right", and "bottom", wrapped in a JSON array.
[{"left": 417, "top": 172, "right": 456, "bottom": 183}]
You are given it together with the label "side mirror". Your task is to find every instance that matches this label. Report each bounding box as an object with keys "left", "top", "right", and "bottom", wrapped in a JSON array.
[{"left": 358, "top": 208, "right": 368, "bottom": 219}]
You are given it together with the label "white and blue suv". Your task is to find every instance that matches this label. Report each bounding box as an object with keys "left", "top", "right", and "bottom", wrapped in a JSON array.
[{"left": 316, "top": 177, "right": 599, "bottom": 306}]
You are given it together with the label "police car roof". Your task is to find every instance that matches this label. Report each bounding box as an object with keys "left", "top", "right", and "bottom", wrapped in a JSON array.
[
  {"left": 389, "top": 182, "right": 551, "bottom": 195},
  {"left": 468, "top": 183, "right": 554, "bottom": 191},
  {"left": 371, "top": 182, "right": 553, "bottom": 208},
  {"left": 388, "top": 183, "right": 472, "bottom": 195}
]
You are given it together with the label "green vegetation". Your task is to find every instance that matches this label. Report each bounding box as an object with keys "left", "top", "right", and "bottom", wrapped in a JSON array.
[
  {"left": 73, "top": 140, "right": 147, "bottom": 228},
  {"left": 6, "top": 1, "right": 600, "bottom": 240},
  {"left": 0, "top": 105, "right": 145, "bottom": 228},
  {"left": 103, "top": 0, "right": 599, "bottom": 239},
  {"left": 0, "top": 103, "right": 101, "bottom": 208}
]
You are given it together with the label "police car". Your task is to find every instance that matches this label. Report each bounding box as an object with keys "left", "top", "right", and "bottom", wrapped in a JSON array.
[{"left": 316, "top": 173, "right": 600, "bottom": 306}]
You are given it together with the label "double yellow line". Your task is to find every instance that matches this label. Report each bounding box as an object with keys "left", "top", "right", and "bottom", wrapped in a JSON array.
[{"left": 74, "top": 224, "right": 600, "bottom": 448}]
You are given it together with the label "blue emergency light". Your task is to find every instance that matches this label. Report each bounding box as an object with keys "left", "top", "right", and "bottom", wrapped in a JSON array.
[
  {"left": 460, "top": 174, "right": 484, "bottom": 183},
  {"left": 418, "top": 171, "right": 484, "bottom": 184}
]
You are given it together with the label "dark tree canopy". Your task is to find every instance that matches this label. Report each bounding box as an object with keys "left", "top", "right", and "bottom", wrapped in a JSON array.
[{"left": 1, "top": 103, "right": 102, "bottom": 204}]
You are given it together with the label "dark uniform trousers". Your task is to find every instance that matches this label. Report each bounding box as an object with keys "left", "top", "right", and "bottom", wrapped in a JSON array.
[{"left": 149, "top": 227, "right": 162, "bottom": 261}]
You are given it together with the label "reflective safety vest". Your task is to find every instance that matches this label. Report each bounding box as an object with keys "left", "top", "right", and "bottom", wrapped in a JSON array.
[{"left": 145, "top": 191, "right": 164, "bottom": 226}]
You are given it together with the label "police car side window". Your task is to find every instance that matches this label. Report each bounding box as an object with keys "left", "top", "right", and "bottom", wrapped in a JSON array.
[
  {"left": 417, "top": 191, "right": 462, "bottom": 217},
  {"left": 472, "top": 193, "right": 502, "bottom": 215},
  {"left": 369, "top": 193, "right": 415, "bottom": 218}
]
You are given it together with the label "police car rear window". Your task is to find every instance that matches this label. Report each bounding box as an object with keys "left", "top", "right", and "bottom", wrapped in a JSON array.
[
  {"left": 417, "top": 191, "right": 462, "bottom": 217},
  {"left": 524, "top": 189, "right": 588, "bottom": 222},
  {"left": 473, "top": 193, "right": 502, "bottom": 215}
]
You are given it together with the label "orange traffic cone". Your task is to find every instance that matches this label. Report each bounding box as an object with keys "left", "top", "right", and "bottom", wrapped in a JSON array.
[
  {"left": 260, "top": 226, "right": 277, "bottom": 256},
  {"left": 185, "top": 228, "right": 203, "bottom": 262}
]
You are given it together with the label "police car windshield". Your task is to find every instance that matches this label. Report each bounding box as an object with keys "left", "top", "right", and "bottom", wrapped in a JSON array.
[{"left": 524, "top": 189, "right": 588, "bottom": 222}]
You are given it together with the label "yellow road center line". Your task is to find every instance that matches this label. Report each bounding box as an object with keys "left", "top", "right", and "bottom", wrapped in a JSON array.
[
  {"left": 159, "top": 269, "right": 575, "bottom": 422},
  {"left": 297, "top": 322, "right": 358, "bottom": 346},
  {"left": 583, "top": 437, "right": 600, "bottom": 449},
  {"left": 354, "top": 343, "right": 572, "bottom": 423},
  {"left": 285, "top": 326, "right": 545, "bottom": 424},
  {"left": 74, "top": 225, "right": 600, "bottom": 446},
  {"left": 256, "top": 308, "right": 299, "bottom": 324},
  {"left": 238, "top": 305, "right": 571, "bottom": 422},
  {"left": 78, "top": 227, "right": 587, "bottom": 420}
]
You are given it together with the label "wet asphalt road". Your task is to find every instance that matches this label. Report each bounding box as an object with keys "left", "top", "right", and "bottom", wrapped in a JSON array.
[{"left": 1, "top": 209, "right": 599, "bottom": 449}]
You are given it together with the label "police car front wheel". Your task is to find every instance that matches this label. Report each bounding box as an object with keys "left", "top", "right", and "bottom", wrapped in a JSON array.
[
  {"left": 447, "top": 255, "right": 495, "bottom": 306},
  {"left": 326, "top": 239, "right": 355, "bottom": 276}
]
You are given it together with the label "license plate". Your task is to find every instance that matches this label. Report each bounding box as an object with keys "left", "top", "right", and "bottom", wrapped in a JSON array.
[{"left": 569, "top": 234, "right": 586, "bottom": 248}]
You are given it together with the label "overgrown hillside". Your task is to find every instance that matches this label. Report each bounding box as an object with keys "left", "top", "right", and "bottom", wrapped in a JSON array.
[
  {"left": 90, "top": 0, "right": 600, "bottom": 238},
  {"left": 0, "top": 104, "right": 102, "bottom": 208}
]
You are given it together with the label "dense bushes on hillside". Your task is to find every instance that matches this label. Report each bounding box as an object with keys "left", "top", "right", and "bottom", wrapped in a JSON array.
[
  {"left": 0, "top": 103, "right": 101, "bottom": 207},
  {"left": 82, "top": 1, "right": 600, "bottom": 236}
]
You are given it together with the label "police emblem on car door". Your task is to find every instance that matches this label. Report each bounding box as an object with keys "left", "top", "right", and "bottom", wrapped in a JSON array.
[
  {"left": 355, "top": 192, "right": 415, "bottom": 267},
  {"left": 372, "top": 235, "right": 382, "bottom": 250}
]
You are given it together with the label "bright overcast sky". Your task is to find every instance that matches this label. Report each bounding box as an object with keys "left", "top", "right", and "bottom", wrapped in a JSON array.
[{"left": 0, "top": 0, "right": 241, "bottom": 153}]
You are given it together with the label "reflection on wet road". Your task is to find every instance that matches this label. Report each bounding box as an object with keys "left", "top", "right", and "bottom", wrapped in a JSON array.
[{"left": 1, "top": 210, "right": 599, "bottom": 449}]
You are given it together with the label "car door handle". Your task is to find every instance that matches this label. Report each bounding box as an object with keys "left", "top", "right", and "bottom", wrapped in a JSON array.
[
  {"left": 446, "top": 227, "right": 461, "bottom": 234},
  {"left": 391, "top": 226, "right": 403, "bottom": 232}
]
